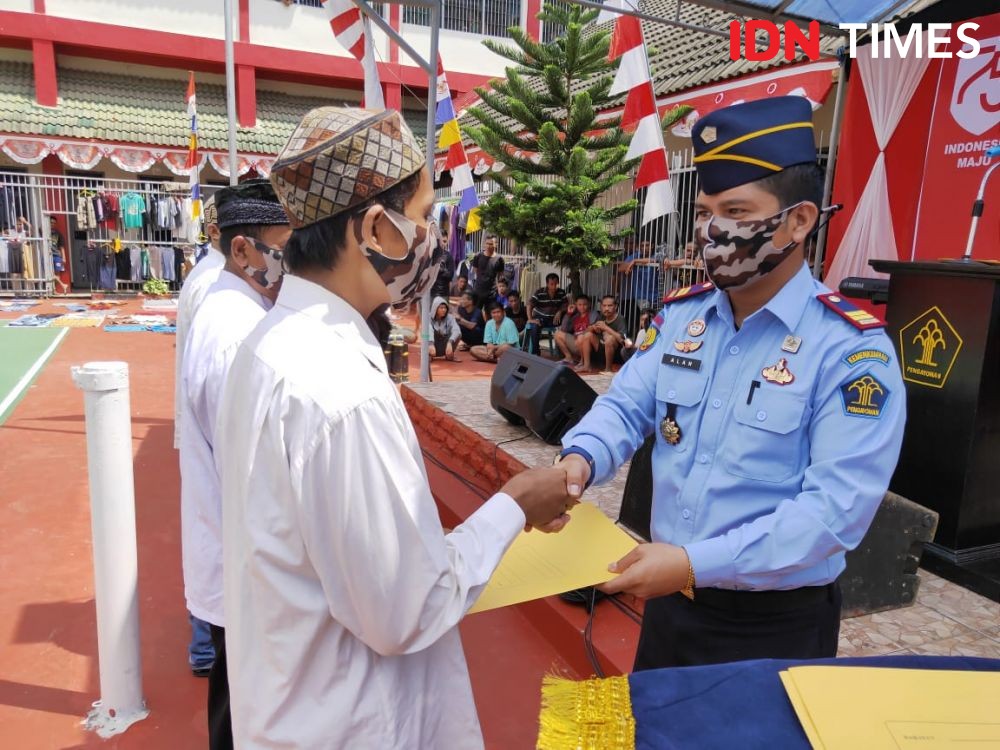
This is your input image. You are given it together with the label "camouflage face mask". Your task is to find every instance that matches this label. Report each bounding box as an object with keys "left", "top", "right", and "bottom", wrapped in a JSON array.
[
  {"left": 361, "top": 208, "right": 443, "bottom": 311},
  {"left": 695, "top": 202, "right": 804, "bottom": 290}
]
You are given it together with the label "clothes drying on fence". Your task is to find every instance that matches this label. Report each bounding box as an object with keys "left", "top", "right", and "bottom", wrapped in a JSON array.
[
  {"left": 99, "top": 245, "right": 116, "bottom": 290},
  {"left": 120, "top": 192, "right": 147, "bottom": 230},
  {"left": 0, "top": 186, "right": 18, "bottom": 230},
  {"left": 6, "top": 240, "right": 25, "bottom": 275},
  {"left": 116, "top": 244, "right": 133, "bottom": 281},
  {"left": 160, "top": 246, "right": 176, "bottom": 282},
  {"left": 127, "top": 245, "right": 141, "bottom": 282},
  {"left": 77, "top": 191, "right": 99, "bottom": 231}
]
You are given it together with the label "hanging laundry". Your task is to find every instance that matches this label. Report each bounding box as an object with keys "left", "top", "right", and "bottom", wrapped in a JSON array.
[
  {"left": 77, "top": 192, "right": 98, "bottom": 230},
  {"left": 120, "top": 192, "right": 146, "bottom": 230}
]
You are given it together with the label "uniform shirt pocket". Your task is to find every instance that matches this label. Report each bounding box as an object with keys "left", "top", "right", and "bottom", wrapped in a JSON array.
[
  {"left": 655, "top": 370, "right": 707, "bottom": 456},
  {"left": 655, "top": 371, "right": 707, "bottom": 407},
  {"left": 724, "top": 389, "right": 809, "bottom": 482}
]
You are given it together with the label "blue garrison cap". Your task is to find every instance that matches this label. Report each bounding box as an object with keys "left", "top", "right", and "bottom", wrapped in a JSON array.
[{"left": 691, "top": 96, "right": 817, "bottom": 195}]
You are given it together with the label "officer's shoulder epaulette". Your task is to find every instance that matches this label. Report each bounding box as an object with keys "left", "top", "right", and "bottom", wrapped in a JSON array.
[
  {"left": 662, "top": 281, "right": 715, "bottom": 305},
  {"left": 816, "top": 293, "right": 886, "bottom": 331}
]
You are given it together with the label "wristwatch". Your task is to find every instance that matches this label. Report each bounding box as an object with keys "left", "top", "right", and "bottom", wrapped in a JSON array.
[{"left": 556, "top": 446, "right": 596, "bottom": 489}]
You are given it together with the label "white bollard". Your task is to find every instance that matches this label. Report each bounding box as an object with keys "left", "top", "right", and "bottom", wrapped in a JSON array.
[{"left": 71, "top": 361, "right": 149, "bottom": 737}]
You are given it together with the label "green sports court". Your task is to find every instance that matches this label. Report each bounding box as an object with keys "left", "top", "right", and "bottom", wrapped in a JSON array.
[{"left": 0, "top": 326, "right": 68, "bottom": 425}]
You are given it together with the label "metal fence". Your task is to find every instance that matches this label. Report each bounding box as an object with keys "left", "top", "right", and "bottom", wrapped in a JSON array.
[
  {"left": 0, "top": 170, "right": 211, "bottom": 296},
  {"left": 438, "top": 133, "right": 830, "bottom": 332}
]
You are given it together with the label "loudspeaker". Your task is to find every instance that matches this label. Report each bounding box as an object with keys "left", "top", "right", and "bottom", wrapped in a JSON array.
[
  {"left": 840, "top": 492, "right": 938, "bottom": 617},
  {"left": 490, "top": 350, "right": 598, "bottom": 445},
  {"left": 619, "top": 435, "right": 655, "bottom": 541}
]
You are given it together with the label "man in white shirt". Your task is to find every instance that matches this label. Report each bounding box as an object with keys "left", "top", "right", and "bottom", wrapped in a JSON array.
[
  {"left": 217, "top": 107, "right": 576, "bottom": 749},
  {"left": 180, "top": 180, "right": 291, "bottom": 750},
  {"left": 173, "top": 193, "right": 223, "bottom": 676}
]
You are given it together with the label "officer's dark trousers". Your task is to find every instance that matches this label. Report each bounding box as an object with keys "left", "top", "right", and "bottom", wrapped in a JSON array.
[
  {"left": 633, "top": 583, "right": 841, "bottom": 670},
  {"left": 208, "top": 624, "right": 233, "bottom": 750}
]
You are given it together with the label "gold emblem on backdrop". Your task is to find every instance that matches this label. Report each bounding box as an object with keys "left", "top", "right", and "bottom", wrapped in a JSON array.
[{"left": 899, "top": 306, "right": 963, "bottom": 389}]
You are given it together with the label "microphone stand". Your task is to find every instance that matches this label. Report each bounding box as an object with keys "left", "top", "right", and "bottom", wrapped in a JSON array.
[{"left": 956, "top": 145, "right": 1000, "bottom": 263}]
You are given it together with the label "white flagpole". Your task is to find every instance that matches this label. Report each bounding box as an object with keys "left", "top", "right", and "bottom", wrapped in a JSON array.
[{"left": 224, "top": 0, "right": 239, "bottom": 186}]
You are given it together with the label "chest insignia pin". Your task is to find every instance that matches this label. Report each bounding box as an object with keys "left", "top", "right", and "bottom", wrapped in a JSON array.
[
  {"left": 781, "top": 335, "right": 802, "bottom": 354},
  {"left": 660, "top": 416, "right": 682, "bottom": 445},
  {"left": 762, "top": 357, "right": 795, "bottom": 385},
  {"left": 687, "top": 319, "right": 706, "bottom": 337},
  {"left": 673, "top": 340, "right": 703, "bottom": 353}
]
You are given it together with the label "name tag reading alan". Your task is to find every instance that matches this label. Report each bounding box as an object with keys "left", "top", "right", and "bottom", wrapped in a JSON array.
[{"left": 662, "top": 353, "right": 702, "bottom": 372}]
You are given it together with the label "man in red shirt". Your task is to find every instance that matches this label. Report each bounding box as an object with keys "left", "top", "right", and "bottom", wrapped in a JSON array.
[{"left": 554, "top": 294, "right": 600, "bottom": 370}]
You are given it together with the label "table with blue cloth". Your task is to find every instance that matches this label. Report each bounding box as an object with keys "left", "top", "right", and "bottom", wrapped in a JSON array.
[{"left": 538, "top": 655, "right": 1000, "bottom": 750}]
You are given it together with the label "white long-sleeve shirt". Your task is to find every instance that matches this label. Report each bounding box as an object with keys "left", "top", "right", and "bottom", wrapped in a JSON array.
[
  {"left": 216, "top": 274, "right": 525, "bottom": 749},
  {"left": 174, "top": 246, "right": 225, "bottom": 449},
  {"left": 179, "top": 270, "right": 267, "bottom": 626}
]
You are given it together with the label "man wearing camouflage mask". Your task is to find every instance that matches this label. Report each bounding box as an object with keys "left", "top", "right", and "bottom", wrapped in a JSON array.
[{"left": 556, "top": 96, "right": 907, "bottom": 669}]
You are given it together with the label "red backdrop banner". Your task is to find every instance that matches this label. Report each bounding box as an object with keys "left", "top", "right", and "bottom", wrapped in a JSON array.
[{"left": 913, "top": 13, "right": 1000, "bottom": 261}]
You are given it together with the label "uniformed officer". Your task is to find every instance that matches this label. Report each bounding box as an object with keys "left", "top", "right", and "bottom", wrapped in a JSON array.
[{"left": 558, "top": 96, "right": 907, "bottom": 669}]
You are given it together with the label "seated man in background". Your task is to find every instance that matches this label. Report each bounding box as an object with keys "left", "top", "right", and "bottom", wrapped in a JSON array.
[
  {"left": 471, "top": 303, "right": 520, "bottom": 363},
  {"left": 494, "top": 277, "right": 511, "bottom": 309},
  {"left": 455, "top": 290, "right": 485, "bottom": 350},
  {"left": 450, "top": 273, "right": 468, "bottom": 299},
  {"left": 431, "top": 295, "right": 462, "bottom": 361},
  {"left": 505, "top": 289, "right": 528, "bottom": 335},
  {"left": 526, "top": 273, "right": 568, "bottom": 355},
  {"left": 554, "top": 294, "right": 599, "bottom": 370},
  {"left": 583, "top": 295, "right": 628, "bottom": 373}
]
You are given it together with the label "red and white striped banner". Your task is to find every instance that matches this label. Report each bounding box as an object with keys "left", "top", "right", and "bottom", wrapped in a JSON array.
[
  {"left": 609, "top": 13, "right": 673, "bottom": 224},
  {"left": 326, "top": 0, "right": 384, "bottom": 110}
]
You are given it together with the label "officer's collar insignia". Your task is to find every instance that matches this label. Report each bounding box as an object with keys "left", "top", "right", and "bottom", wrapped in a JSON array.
[
  {"left": 663, "top": 282, "right": 715, "bottom": 305},
  {"left": 762, "top": 357, "right": 795, "bottom": 385},
  {"left": 840, "top": 371, "right": 889, "bottom": 419},
  {"left": 817, "top": 293, "right": 886, "bottom": 331}
]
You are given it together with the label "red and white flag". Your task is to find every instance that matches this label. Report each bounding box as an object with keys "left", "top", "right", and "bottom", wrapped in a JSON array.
[
  {"left": 326, "top": 0, "right": 384, "bottom": 109},
  {"left": 609, "top": 14, "right": 673, "bottom": 224}
]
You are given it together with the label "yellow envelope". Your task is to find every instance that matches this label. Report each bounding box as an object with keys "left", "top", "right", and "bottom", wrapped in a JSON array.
[
  {"left": 468, "top": 502, "right": 638, "bottom": 614},
  {"left": 781, "top": 666, "right": 1000, "bottom": 749}
]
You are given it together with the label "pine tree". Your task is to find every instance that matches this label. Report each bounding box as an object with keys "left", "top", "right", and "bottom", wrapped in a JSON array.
[{"left": 466, "top": 1, "right": 687, "bottom": 295}]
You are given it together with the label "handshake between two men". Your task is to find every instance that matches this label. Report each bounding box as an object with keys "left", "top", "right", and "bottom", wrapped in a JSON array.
[{"left": 496, "top": 454, "right": 693, "bottom": 601}]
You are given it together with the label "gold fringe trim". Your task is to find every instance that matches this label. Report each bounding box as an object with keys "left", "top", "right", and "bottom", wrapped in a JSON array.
[{"left": 537, "top": 674, "right": 636, "bottom": 750}]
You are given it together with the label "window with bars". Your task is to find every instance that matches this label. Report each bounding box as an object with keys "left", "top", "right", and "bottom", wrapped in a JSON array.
[
  {"left": 540, "top": 0, "right": 571, "bottom": 44},
  {"left": 403, "top": 0, "right": 520, "bottom": 37}
]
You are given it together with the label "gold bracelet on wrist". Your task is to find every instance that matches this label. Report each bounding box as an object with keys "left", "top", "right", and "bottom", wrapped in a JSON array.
[{"left": 680, "top": 557, "right": 696, "bottom": 601}]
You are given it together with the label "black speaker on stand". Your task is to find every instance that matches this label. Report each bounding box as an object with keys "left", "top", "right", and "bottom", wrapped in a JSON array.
[{"left": 490, "top": 350, "right": 598, "bottom": 445}]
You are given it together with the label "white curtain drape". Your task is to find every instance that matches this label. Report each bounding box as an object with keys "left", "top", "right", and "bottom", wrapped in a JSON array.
[{"left": 825, "top": 39, "right": 932, "bottom": 288}]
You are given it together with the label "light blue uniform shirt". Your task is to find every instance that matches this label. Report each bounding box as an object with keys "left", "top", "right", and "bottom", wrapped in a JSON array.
[{"left": 563, "top": 263, "right": 906, "bottom": 591}]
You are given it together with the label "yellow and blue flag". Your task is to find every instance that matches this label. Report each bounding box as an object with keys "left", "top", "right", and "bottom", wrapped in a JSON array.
[
  {"left": 435, "top": 57, "right": 479, "bottom": 213},
  {"left": 185, "top": 71, "right": 202, "bottom": 221}
]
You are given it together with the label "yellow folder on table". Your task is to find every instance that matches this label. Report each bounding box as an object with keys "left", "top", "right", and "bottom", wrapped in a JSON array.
[
  {"left": 780, "top": 665, "right": 1000, "bottom": 749},
  {"left": 468, "top": 502, "right": 638, "bottom": 614}
]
